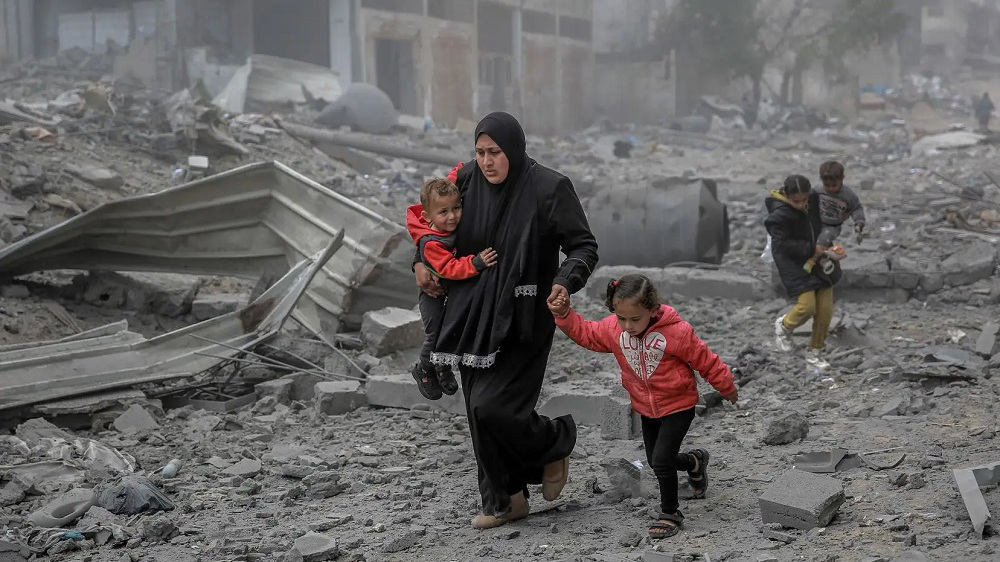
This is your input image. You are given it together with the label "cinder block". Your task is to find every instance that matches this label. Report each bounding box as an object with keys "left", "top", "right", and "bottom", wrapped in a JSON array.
[
  {"left": 600, "top": 395, "right": 641, "bottom": 440},
  {"left": 942, "top": 243, "right": 997, "bottom": 287},
  {"left": 255, "top": 378, "right": 294, "bottom": 405},
  {"left": 840, "top": 252, "right": 891, "bottom": 288},
  {"left": 364, "top": 373, "right": 465, "bottom": 415},
  {"left": 759, "top": 469, "right": 845, "bottom": 530},
  {"left": 361, "top": 307, "right": 423, "bottom": 356},
  {"left": 314, "top": 381, "right": 367, "bottom": 416}
]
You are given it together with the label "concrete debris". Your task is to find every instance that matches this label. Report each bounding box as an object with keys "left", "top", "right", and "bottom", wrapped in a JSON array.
[
  {"left": 911, "top": 131, "right": 986, "bottom": 155},
  {"left": 953, "top": 460, "right": 1000, "bottom": 538},
  {"left": 361, "top": 307, "right": 423, "bottom": 356},
  {"left": 975, "top": 321, "right": 999, "bottom": 357},
  {"left": 314, "top": 380, "right": 366, "bottom": 416},
  {"left": 600, "top": 394, "right": 641, "bottom": 440},
  {"left": 291, "top": 531, "right": 339, "bottom": 561},
  {"left": 316, "top": 82, "right": 399, "bottom": 135},
  {"left": 112, "top": 404, "right": 159, "bottom": 434},
  {"left": 762, "top": 412, "right": 809, "bottom": 445},
  {"left": 759, "top": 469, "right": 845, "bottom": 530},
  {"left": 364, "top": 373, "right": 465, "bottom": 415},
  {"left": 214, "top": 55, "right": 343, "bottom": 115},
  {"left": 589, "top": 265, "right": 761, "bottom": 301},
  {"left": 280, "top": 121, "right": 461, "bottom": 167},
  {"left": 64, "top": 162, "right": 124, "bottom": 191}
]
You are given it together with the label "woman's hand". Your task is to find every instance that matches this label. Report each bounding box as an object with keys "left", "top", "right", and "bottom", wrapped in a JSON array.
[
  {"left": 415, "top": 263, "right": 446, "bottom": 298},
  {"left": 547, "top": 284, "right": 570, "bottom": 318}
]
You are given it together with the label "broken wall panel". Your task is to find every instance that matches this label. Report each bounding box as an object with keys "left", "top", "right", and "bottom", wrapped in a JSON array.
[{"left": 0, "top": 161, "right": 416, "bottom": 335}]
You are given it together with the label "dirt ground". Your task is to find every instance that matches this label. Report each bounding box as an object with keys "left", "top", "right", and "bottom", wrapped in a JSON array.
[{"left": 2, "top": 70, "right": 1000, "bottom": 562}]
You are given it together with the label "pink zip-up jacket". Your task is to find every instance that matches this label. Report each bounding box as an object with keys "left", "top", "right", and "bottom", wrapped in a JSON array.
[{"left": 555, "top": 304, "right": 736, "bottom": 418}]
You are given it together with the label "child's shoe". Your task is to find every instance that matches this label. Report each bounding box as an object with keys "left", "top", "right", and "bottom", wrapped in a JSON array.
[
  {"left": 685, "top": 449, "right": 710, "bottom": 499},
  {"left": 805, "top": 348, "right": 830, "bottom": 371},
  {"left": 436, "top": 365, "right": 459, "bottom": 396},
  {"left": 411, "top": 362, "right": 443, "bottom": 400},
  {"left": 774, "top": 317, "right": 794, "bottom": 352}
]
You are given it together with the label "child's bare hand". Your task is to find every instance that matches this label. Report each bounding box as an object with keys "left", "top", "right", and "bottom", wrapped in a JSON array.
[
  {"left": 546, "top": 291, "right": 570, "bottom": 318},
  {"left": 479, "top": 248, "right": 498, "bottom": 267},
  {"left": 722, "top": 389, "right": 739, "bottom": 404}
]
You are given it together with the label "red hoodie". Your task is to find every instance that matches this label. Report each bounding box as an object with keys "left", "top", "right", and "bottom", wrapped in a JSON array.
[
  {"left": 406, "top": 203, "right": 482, "bottom": 280},
  {"left": 555, "top": 305, "right": 736, "bottom": 418}
]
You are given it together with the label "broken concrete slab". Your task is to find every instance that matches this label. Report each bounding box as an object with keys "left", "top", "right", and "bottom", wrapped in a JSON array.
[
  {"left": 840, "top": 252, "right": 891, "bottom": 288},
  {"left": 65, "top": 162, "right": 124, "bottom": 190},
  {"left": 112, "top": 404, "right": 159, "bottom": 434},
  {"left": 762, "top": 412, "right": 808, "bottom": 445},
  {"left": 759, "top": 469, "right": 845, "bottom": 530},
  {"left": 292, "top": 531, "right": 339, "bottom": 562},
  {"left": 538, "top": 388, "right": 608, "bottom": 426},
  {"left": 0, "top": 538, "right": 30, "bottom": 561},
  {"left": 975, "top": 321, "right": 999, "bottom": 357},
  {"left": 214, "top": 54, "right": 343, "bottom": 115},
  {"left": 222, "top": 458, "right": 263, "bottom": 478},
  {"left": 34, "top": 389, "right": 149, "bottom": 416},
  {"left": 282, "top": 372, "right": 327, "bottom": 401},
  {"left": 911, "top": 130, "right": 986, "bottom": 155},
  {"left": 255, "top": 378, "right": 294, "bottom": 405},
  {"left": 364, "top": 372, "right": 465, "bottom": 415},
  {"left": 588, "top": 265, "right": 762, "bottom": 302},
  {"left": 361, "top": 307, "right": 423, "bottom": 356},
  {"left": 314, "top": 380, "right": 366, "bottom": 416},
  {"left": 792, "top": 449, "right": 849, "bottom": 473},
  {"left": 952, "top": 460, "right": 1000, "bottom": 538},
  {"left": 941, "top": 243, "right": 997, "bottom": 287}
]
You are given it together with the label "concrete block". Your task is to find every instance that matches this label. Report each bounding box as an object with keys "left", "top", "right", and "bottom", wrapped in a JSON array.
[
  {"left": 888, "top": 256, "right": 922, "bottom": 290},
  {"left": 364, "top": 372, "right": 465, "bottom": 415},
  {"left": 600, "top": 395, "right": 641, "bottom": 440},
  {"left": 840, "top": 252, "right": 891, "bottom": 288},
  {"left": 975, "top": 321, "right": 999, "bottom": 357},
  {"left": 314, "top": 380, "right": 366, "bottom": 416},
  {"left": 589, "top": 265, "right": 763, "bottom": 301},
  {"left": 941, "top": 243, "right": 997, "bottom": 287},
  {"left": 759, "top": 469, "right": 845, "bottom": 529},
  {"left": 538, "top": 389, "right": 608, "bottom": 425},
  {"left": 361, "top": 307, "right": 423, "bottom": 356},
  {"left": 281, "top": 372, "right": 326, "bottom": 401},
  {"left": 112, "top": 404, "right": 159, "bottom": 434},
  {"left": 255, "top": 378, "right": 294, "bottom": 405},
  {"left": 293, "top": 531, "right": 339, "bottom": 562}
]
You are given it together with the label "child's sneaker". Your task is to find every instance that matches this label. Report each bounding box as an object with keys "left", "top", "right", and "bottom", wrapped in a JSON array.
[
  {"left": 805, "top": 349, "right": 830, "bottom": 371},
  {"left": 436, "top": 365, "right": 459, "bottom": 396},
  {"left": 411, "top": 362, "right": 443, "bottom": 400},
  {"left": 774, "top": 317, "right": 794, "bottom": 352}
]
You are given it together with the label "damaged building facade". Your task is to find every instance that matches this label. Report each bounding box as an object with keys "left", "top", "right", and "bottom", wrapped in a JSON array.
[{"left": 0, "top": 0, "right": 594, "bottom": 134}]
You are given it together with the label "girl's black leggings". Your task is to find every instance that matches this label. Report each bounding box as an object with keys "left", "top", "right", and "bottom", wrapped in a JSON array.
[{"left": 640, "top": 407, "right": 697, "bottom": 515}]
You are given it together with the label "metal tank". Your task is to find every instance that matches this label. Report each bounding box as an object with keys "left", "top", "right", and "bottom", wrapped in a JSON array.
[{"left": 585, "top": 178, "right": 730, "bottom": 267}]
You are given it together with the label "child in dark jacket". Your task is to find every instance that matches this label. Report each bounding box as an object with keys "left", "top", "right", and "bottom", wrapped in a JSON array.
[
  {"left": 547, "top": 274, "right": 738, "bottom": 540},
  {"left": 764, "top": 174, "right": 843, "bottom": 370},
  {"left": 406, "top": 177, "right": 497, "bottom": 399}
]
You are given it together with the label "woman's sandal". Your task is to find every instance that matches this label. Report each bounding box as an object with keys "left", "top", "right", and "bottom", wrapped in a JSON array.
[
  {"left": 411, "top": 363, "right": 443, "bottom": 400},
  {"left": 686, "top": 449, "right": 710, "bottom": 499},
  {"left": 648, "top": 512, "right": 683, "bottom": 539}
]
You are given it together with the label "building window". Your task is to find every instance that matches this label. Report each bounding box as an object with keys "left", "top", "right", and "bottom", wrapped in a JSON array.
[
  {"left": 479, "top": 54, "right": 512, "bottom": 86},
  {"left": 926, "top": 0, "right": 944, "bottom": 18},
  {"left": 361, "top": 0, "right": 423, "bottom": 15},
  {"left": 558, "top": 15, "right": 592, "bottom": 42},
  {"left": 427, "top": 0, "right": 474, "bottom": 22},
  {"left": 522, "top": 9, "right": 556, "bottom": 35}
]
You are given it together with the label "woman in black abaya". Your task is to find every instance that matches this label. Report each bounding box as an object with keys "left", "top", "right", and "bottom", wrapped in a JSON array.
[{"left": 415, "top": 112, "right": 599, "bottom": 529}]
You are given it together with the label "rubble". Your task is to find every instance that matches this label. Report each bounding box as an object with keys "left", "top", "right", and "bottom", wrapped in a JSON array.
[
  {"left": 316, "top": 82, "right": 399, "bottom": 135},
  {"left": 360, "top": 306, "right": 423, "bottom": 356},
  {"left": 759, "top": 469, "right": 845, "bottom": 530},
  {"left": 762, "top": 412, "right": 809, "bottom": 445},
  {"left": 314, "top": 380, "right": 366, "bottom": 416}
]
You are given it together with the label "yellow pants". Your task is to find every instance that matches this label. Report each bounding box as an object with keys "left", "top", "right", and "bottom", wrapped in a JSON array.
[{"left": 781, "top": 287, "right": 834, "bottom": 350}]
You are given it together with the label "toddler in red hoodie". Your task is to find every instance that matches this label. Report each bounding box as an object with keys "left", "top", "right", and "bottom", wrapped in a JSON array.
[
  {"left": 406, "top": 177, "right": 497, "bottom": 400},
  {"left": 547, "top": 273, "right": 738, "bottom": 539}
]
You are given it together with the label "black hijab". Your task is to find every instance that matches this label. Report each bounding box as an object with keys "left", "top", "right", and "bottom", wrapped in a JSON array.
[{"left": 430, "top": 112, "right": 541, "bottom": 369}]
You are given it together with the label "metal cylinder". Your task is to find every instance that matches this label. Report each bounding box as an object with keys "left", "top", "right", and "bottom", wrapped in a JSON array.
[{"left": 586, "top": 178, "right": 730, "bottom": 267}]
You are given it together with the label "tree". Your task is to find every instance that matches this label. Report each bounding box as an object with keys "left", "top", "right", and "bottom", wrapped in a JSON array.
[{"left": 656, "top": 0, "right": 908, "bottom": 121}]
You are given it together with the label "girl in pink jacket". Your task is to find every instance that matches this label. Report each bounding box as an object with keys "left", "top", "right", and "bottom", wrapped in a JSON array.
[{"left": 547, "top": 273, "right": 738, "bottom": 540}]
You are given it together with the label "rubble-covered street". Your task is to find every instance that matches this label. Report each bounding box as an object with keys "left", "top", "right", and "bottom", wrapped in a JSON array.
[{"left": 3, "top": 9, "right": 1000, "bottom": 562}]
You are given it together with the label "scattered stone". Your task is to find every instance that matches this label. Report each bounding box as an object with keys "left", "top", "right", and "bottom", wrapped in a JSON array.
[
  {"left": 112, "top": 404, "right": 160, "bottom": 433},
  {"left": 381, "top": 528, "right": 423, "bottom": 553},
  {"left": 0, "top": 480, "right": 26, "bottom": 507},
  {"left": 281, "top": 371, "right": 327, "bottom": 401},
  {"left": 762, "top": 412, "right": 809, "bottom": 445},
  {"left": 65, "top": 162, "right": 124, "bottom": 190},
  {"left": 941, "top": 243, "right": 996, "bottom": 287},
  {"left": 255, "top": 378, "right": 294, "bottom": 405},
  {"left": 303, "top": 470, "right": 346, "bottom": 498},
  {"left": 314, "top": 380, "right": 367, "bottom": 416},
  {"left": 360, "top": 306, "right": 423, "bottom": 356},
  {"left": 975, "top": 321, "right": 999, "bottom": 357},
  {"left": 222, "top": 458, "right": 263, "bottom": 478},
  {"left": 142, "top": 515, "right": 178, "bottom": 543},
  {"left": 0, "top": 538, "right": 30, "bottom": 561},
  {"left": 293, "top": 531, "right": 339, "bottom": 562},
  {"left": 759, "top": 469, "right": 845, "bottom": 530}
]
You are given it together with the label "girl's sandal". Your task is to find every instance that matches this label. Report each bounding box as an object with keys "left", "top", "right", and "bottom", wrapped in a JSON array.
[
  {"left": 686, "top": 449, "right": 710, "bottom": 499},
  {"left": 647, "top": 512, "right": 683, "bottom": 540}
]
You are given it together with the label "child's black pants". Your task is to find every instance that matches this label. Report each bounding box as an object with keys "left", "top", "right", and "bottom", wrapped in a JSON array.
[{"left": 640, "top": 407, "right": 696, "bottom": 515}]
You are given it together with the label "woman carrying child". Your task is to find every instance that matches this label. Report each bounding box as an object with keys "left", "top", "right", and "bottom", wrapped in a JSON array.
[{"left": 547, "top": 274, "right": 738, "bottom": 539}]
